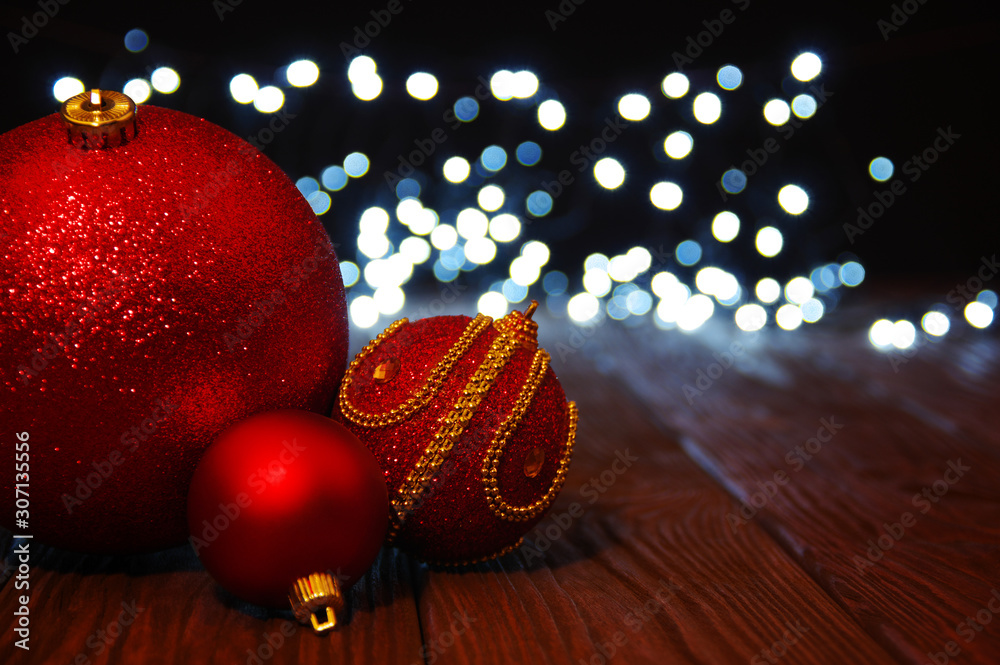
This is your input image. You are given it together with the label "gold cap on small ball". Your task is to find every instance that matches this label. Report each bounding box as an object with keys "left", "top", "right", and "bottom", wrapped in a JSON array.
[{"left": 60, "top": 89, "right": 137, "bottom": 149}]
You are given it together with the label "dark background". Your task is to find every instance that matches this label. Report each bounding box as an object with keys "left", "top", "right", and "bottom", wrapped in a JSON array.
[{"left": 2, "top": 0, "right": 997, "bottom": 295}]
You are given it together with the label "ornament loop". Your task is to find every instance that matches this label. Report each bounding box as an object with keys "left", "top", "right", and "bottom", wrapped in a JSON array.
[
  {"left": 289, "top": 572, "right": 345, "bottom": 634},
  {"left": 60, "top": 89, "right": 137, "bottom": 149}
]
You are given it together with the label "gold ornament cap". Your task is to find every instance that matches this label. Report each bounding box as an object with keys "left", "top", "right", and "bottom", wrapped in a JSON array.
[
  {"left": 60, "top": 89, "right": 137, "bottom": 149},
  {"left": 494, "top": 300, "right": 539, "bottom": 350},
  {"left": 289, "top": 572, "right": 346, "bottom": 633}
]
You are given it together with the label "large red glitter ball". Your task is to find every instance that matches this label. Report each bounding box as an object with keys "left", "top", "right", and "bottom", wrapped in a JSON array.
[
  {"left": 187, "top": 410, "right": 387, "bottom": 607},
  {"left": 333, "top": 310, "right": 577, "bottom": 565},
  {"left": 0, "top": 106, "right": 348, "bottom": 552}
]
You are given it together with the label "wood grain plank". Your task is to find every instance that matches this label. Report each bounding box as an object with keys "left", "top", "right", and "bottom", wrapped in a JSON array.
[
  {"left": 414, "top": 342, "right": 899, "bottom": 665},
  {"left": 0, "top": 537, "right": 425, "bottom": 665},
  {"left": 595, "top": 319, "right": 1000, "bottom": 664}
]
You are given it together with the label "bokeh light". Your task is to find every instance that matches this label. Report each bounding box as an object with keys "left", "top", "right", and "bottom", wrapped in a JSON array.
[
  {"left": 516, "top": 142, "right": 542, "bottom": 166},
  {"left": 716, "top": 65, "right": 743, "bottom": 90},
  {"left": 123, "top": 79, "right": 152, "bottom": 104},
  {"left": 778, "top": 184, "right": 809, "bottom": 215},
  {"left": 253, "top": 86, "right": 284, "bottom": 113},
  {"left": 661, "top": 73, "right": 689, "bottom": 99},
  {"left": 693, "top": 93, "right": 722, "bottom": 124},
  {"left": 736, "top": 304, "right": 767, "bottom": 331},
  {"left": 869, "top": 157, "right": 894, "bottom": 182},
  {"left": 712, "top": 212, "right": 740, "bottom": 242},
  {"left": 791, "top": 94, "right": 817, "bottom": 119},
  {"left": 526, "top": 191, "right": 553, "bottom": 217},
  {"left": 53, "top": 77, "right": 84, "bottom": 102},
  {"left": 478, "top": 185, "right": 505, "bottom": 211},
  {"left": 230, "top": 74, "right": 258, "bottom": 104},
  {"left": 406, "top": 72, "right": 439, "bottom": 100},
  {"left": 791, "top": 52, "right": 822, "bottom": 81},
  {"left": 480, "top": 145, "right": 508, "bottom": 172},
  {"left": 344, "top": 152, "right": 370, "bottom": 177},
  {"left": 676, "top": 240, "right": 702, "bottom": 266},
  {"left": 756, "top": 227, "right": 783, "bottom": 257},
  {"left": 921, "top": 311, "right": 950, "bottom": 336},
  {"left": 663, "top": 131, "right": 693, "bottom": 159},
  {"left": 594, "top": 158, "right": 626, "bottom": 189},
  {"left": 839, "top": 261, "right": 865, "bottom": 287},
  {"left": 763, "top": 99, "right": 791, "bottom": 126},
  {"left": 756, "top": 278, "right": 781, "bottom": 304},
  {"left": 124, "top": 28, "right": 148, "bottom": 53},
  {"left": 286, "top": 60, "right": 320, "bottom": 87},
  {"left": 776, "top": 304, "right": 803, "bottom": 330},
  {"left": 150, "top": 67, "right": 181, "bottom": 94},
  {"left": 965, "top": 302, "right": 994, "bottom": 329},
  {"left": 650, "top": 182, "right": 683, "bottom": 210},
  {"left": 538, "top": 100, "right": 567, "bottom": 130},
  {"left": 721, "top": 169, "right": 747, "bottom": 195},
  {"left": 443, "top": 157, "right": 471, "bottom": 183},
  {"left": 618, "top": 93, "right": 651, "bottom": 121}
]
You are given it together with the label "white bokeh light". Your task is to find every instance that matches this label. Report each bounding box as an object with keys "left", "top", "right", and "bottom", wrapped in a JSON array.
[
  {"left": 594, "top": 158, "right": 626, "bottom": 189},
  {"left": 253, "top": 86, "right": 284, "bottom": 113},
  {"left": 756, "top": 278, "right": 781, "bottom": 304},
  {"left": 229, "top": 74, "right": 258, "bottom": 104},
  {"left": 693, "top": 92, "right": 722, "bottom": 124},
  {"left": 53, "top": 77, "right": 85, "bottom": 102},
  {"left": 478, "top": 291, "right": 508, "bottom": 318},
  {"left": 150, "top": 67, "right": 181, "bottom": 94},
  {"left": 286, "top": 60, "right": 319, "bottom": 87},
  {"left": 406, "top": 72, "right": 439, "bottom": 100},
  {"left": 650, "top": 182, "right": 683, "bottom": 210},
  {"left": 778, "top": 185, "right": 809, "bottom": 215},
  {"left": 763, "top": 99, "right": 791, "bottom": 126},
  {"left": 663, "top": 131, "right": 693, "bottom": 159},
  {"left": 661, "top": 73, "right": 689, "bottom": 99},
  {"left": 618, "top": 93, "right": 651, "bottom": 121},
  {"left": 965, "top": 301, "right": 994, "bottom": 329},
  {"left": 477, "top": 185, "right": 505, "bottom": 212},
  {"left": 791, "top": 52, "right": 822, "bottom": 82},
  {"left": 538, "top": 100, "right": 566, "bottom": 130},
  {"left": 755, "top": 227, "right": 784, "bottom": 257},
  {"left": 443, "top": 156, "right": 471, "bottom": 183},
  {"left": 123, "top": 79, "right": 151, "bottom": 104},
  {"left": 736, "top": 304, "right": 767, "bottom": 332},
  {"left": 712, "top": 212, "right": 740, "bottom": 242}
]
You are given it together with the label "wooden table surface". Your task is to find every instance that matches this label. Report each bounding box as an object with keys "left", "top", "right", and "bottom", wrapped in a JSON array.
[{"left": 3, "top": 309, "right": 999, "bottom": 665}]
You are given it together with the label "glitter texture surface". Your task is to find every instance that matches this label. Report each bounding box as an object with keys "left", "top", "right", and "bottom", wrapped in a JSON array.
[
  {"left": 0, "top": 106, "right": 348, "bottom": 552},
  {"left": 334, "top": 314, "right": 575, "bottom": 564}
]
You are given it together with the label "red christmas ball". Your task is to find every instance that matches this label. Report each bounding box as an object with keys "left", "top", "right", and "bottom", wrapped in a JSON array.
[
  {"left": 0, "top": 92, "right": 348, "bottom": 552},
  {"left": 333, "top": 303, "right": 578, "bottom": 565},
  {"left": 187, "top": 410, "right": 387, "bottom": 614}
]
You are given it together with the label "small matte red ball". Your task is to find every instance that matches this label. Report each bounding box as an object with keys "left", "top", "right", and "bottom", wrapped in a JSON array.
[{"left": 187, "top": 410, "right": 388, "bottom": 607}]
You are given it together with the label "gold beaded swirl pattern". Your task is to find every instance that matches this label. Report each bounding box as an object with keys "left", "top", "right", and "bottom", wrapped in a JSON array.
[
  {"left": 386, "top": 325, "right": 523, "bottom": 542},
  {"left": 339, "top": 314, "right": 493, "bottom": 428},
  {"left": 482, "top": 350, "right": 577, "bottom": 522}
]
